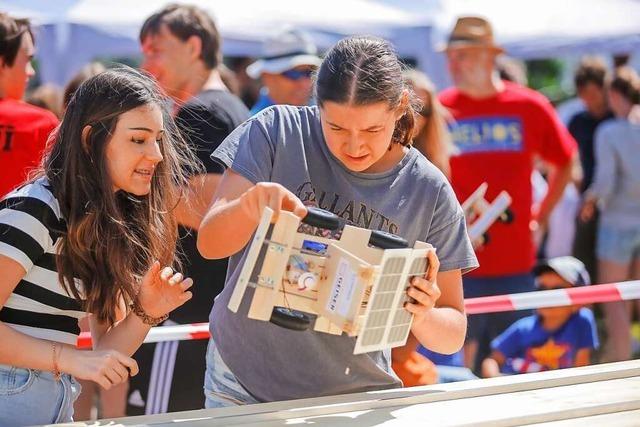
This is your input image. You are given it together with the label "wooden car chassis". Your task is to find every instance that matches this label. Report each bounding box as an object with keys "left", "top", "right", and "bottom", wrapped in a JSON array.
[{"left": 228, "top": 207, "right": 434, "bottom": 354}]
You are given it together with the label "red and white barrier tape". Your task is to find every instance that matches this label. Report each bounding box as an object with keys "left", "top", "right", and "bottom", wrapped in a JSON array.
[
  {"left": 76, "top": 280, "right": 640, "bottom": 348},
  {"left": 77, "top": 322, "right": 210, "bottom": 349},
  {"left": 464, "top": 280, "right": 640, "bottom": 315}
]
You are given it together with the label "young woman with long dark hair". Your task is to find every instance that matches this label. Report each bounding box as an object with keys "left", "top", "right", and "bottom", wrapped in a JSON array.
[{"left": 0, "top": 67, "right": 199, "bottom": 425}]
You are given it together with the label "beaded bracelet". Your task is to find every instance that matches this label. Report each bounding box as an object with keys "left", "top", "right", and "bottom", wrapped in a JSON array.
[
  {"left": 129, "top": 300, "right": 168, "bottom": 326},
  {"left": 52, "top": 342, "right": 61, "bottom": 381}
]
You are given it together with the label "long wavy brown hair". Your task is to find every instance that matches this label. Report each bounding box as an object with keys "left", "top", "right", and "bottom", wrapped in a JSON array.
[
  {"left": 42, "top": 67, "right": 201, "bottom": 325},
  {"left": 404, "top": 69, "right": 455, "bottom": 178}
]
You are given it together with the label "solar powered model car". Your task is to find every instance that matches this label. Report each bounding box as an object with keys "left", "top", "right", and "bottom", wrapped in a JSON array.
[{"left": 228, "top": 207, "right": 434, "bottom": 354}]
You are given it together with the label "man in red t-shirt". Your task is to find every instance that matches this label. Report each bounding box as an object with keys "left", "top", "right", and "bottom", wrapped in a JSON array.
[
  {"left": 0, "top": 13, "right": 58, "bottom": 198},
  {"left": 439, "top": 17, "right": 577, "bottom": 373}
]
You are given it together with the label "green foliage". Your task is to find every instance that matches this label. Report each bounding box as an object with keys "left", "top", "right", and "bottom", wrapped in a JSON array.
[{"left": 526, "top": 59, "right": 571, "bottom": 104}]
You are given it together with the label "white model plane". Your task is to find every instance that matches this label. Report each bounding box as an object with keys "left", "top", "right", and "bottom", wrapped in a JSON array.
[{"left": 462, "top": 182, "right": 513, "bottom": 248}]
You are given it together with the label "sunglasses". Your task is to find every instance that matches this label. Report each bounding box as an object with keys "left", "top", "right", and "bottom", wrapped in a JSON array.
[{"left": 281, "top": 68, "right": 314, "bottom": 81}]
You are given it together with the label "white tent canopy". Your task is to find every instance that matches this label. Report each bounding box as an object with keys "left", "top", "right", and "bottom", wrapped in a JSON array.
[
  {"left": 1, "top": 0, "right": 640, "bottom": 88},
  {"left": 0, "top": 0, "right": 434, "bottom": 86}
]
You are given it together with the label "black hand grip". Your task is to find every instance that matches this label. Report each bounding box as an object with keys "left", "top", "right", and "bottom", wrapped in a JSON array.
[
  {"left": 482, "top": 232, "right": 490, "bottom": 246},
  {"left": 499, "top": 208, "right": 515, "bottom": 224},
  {"left": 368, "top": 230, "right": 408, "bottom": 249},
  {"left": 302, "top": 207, "right": 341, "bottom": 230}
]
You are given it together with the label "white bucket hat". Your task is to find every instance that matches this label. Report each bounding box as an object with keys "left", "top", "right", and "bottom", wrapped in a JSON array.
[{"left": 247, "top": 28, "right": 322, "bottom": 79}]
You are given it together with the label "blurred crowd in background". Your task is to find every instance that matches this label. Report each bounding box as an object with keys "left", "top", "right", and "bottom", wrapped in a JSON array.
[{"left": 1, "top": 2, "right": 639, "bottom": 421}]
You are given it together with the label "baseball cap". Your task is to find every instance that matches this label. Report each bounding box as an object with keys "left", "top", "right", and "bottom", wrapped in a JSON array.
[
  {"left": 246, "top": 28, "right": 322, "bottom": 79},
  {"left": 533, "top": 256, "right": 591, "bottom": 287}
]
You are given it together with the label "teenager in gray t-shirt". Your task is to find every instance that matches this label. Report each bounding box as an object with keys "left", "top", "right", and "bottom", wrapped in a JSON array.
[{"left": 198, "top": 37, "right": 478, "bottom": 404}]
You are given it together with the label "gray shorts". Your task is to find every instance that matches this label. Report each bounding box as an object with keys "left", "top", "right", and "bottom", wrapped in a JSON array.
[{"left": 597, "top": 223, "right": 640, "bottom": 264}]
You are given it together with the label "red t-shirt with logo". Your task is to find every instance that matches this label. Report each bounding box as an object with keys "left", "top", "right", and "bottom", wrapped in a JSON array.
[
  {"left": 439, "top": 82, "right": 576, "bottom": 277},
  {"left": 0, "top": 99, "right": 58, "bottom": 197}
]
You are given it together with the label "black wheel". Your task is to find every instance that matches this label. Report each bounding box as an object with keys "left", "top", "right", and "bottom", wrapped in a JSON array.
[
  {"left": 269, "top": 307, "right": 311, "bottom": 331},
  {"left": 369, "top": 230, "right": 408, "bottom": 249},
  {"left": 499, "top": 208, "right": 515, "bottom": 224},
  {"left": 302, "top": 207, "right": 341, "bottom": 230}
]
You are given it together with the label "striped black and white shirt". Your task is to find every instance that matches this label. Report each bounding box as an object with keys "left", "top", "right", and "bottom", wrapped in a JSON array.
[{"left": 0, "top": 177, "right": 86, "bottom": 345}]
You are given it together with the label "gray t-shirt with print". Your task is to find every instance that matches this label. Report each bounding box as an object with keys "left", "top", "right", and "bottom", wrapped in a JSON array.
[{"left": 209, "top": 105, "right": 478, "bottom": 402}]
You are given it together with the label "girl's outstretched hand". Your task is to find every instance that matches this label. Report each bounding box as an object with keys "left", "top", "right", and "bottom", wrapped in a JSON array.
[
  {"left": 405, "top": 250, "right": 441, "bottom": 322},
  {"left": 136, "top": 261, "right": 193, "bottom": 319}
]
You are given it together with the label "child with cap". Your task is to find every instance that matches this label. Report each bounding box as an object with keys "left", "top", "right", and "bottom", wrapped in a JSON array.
[{"left": 482, "top": 256, "right": 599, "bottom": 377}]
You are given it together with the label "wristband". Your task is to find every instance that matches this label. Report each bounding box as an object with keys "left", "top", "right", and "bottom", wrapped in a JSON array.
[{"left": 129, "top": 300, "right": 168, "bottom": 326}]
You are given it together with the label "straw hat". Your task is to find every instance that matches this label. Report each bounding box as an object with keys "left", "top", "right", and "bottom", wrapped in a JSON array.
[{"left": 442, "top": 16, "right": 504, "bottom": 53}]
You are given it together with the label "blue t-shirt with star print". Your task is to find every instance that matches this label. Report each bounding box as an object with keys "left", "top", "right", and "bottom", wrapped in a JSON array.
[{"left": 491, "top": 307, "right": 598, "bottom": 374}]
